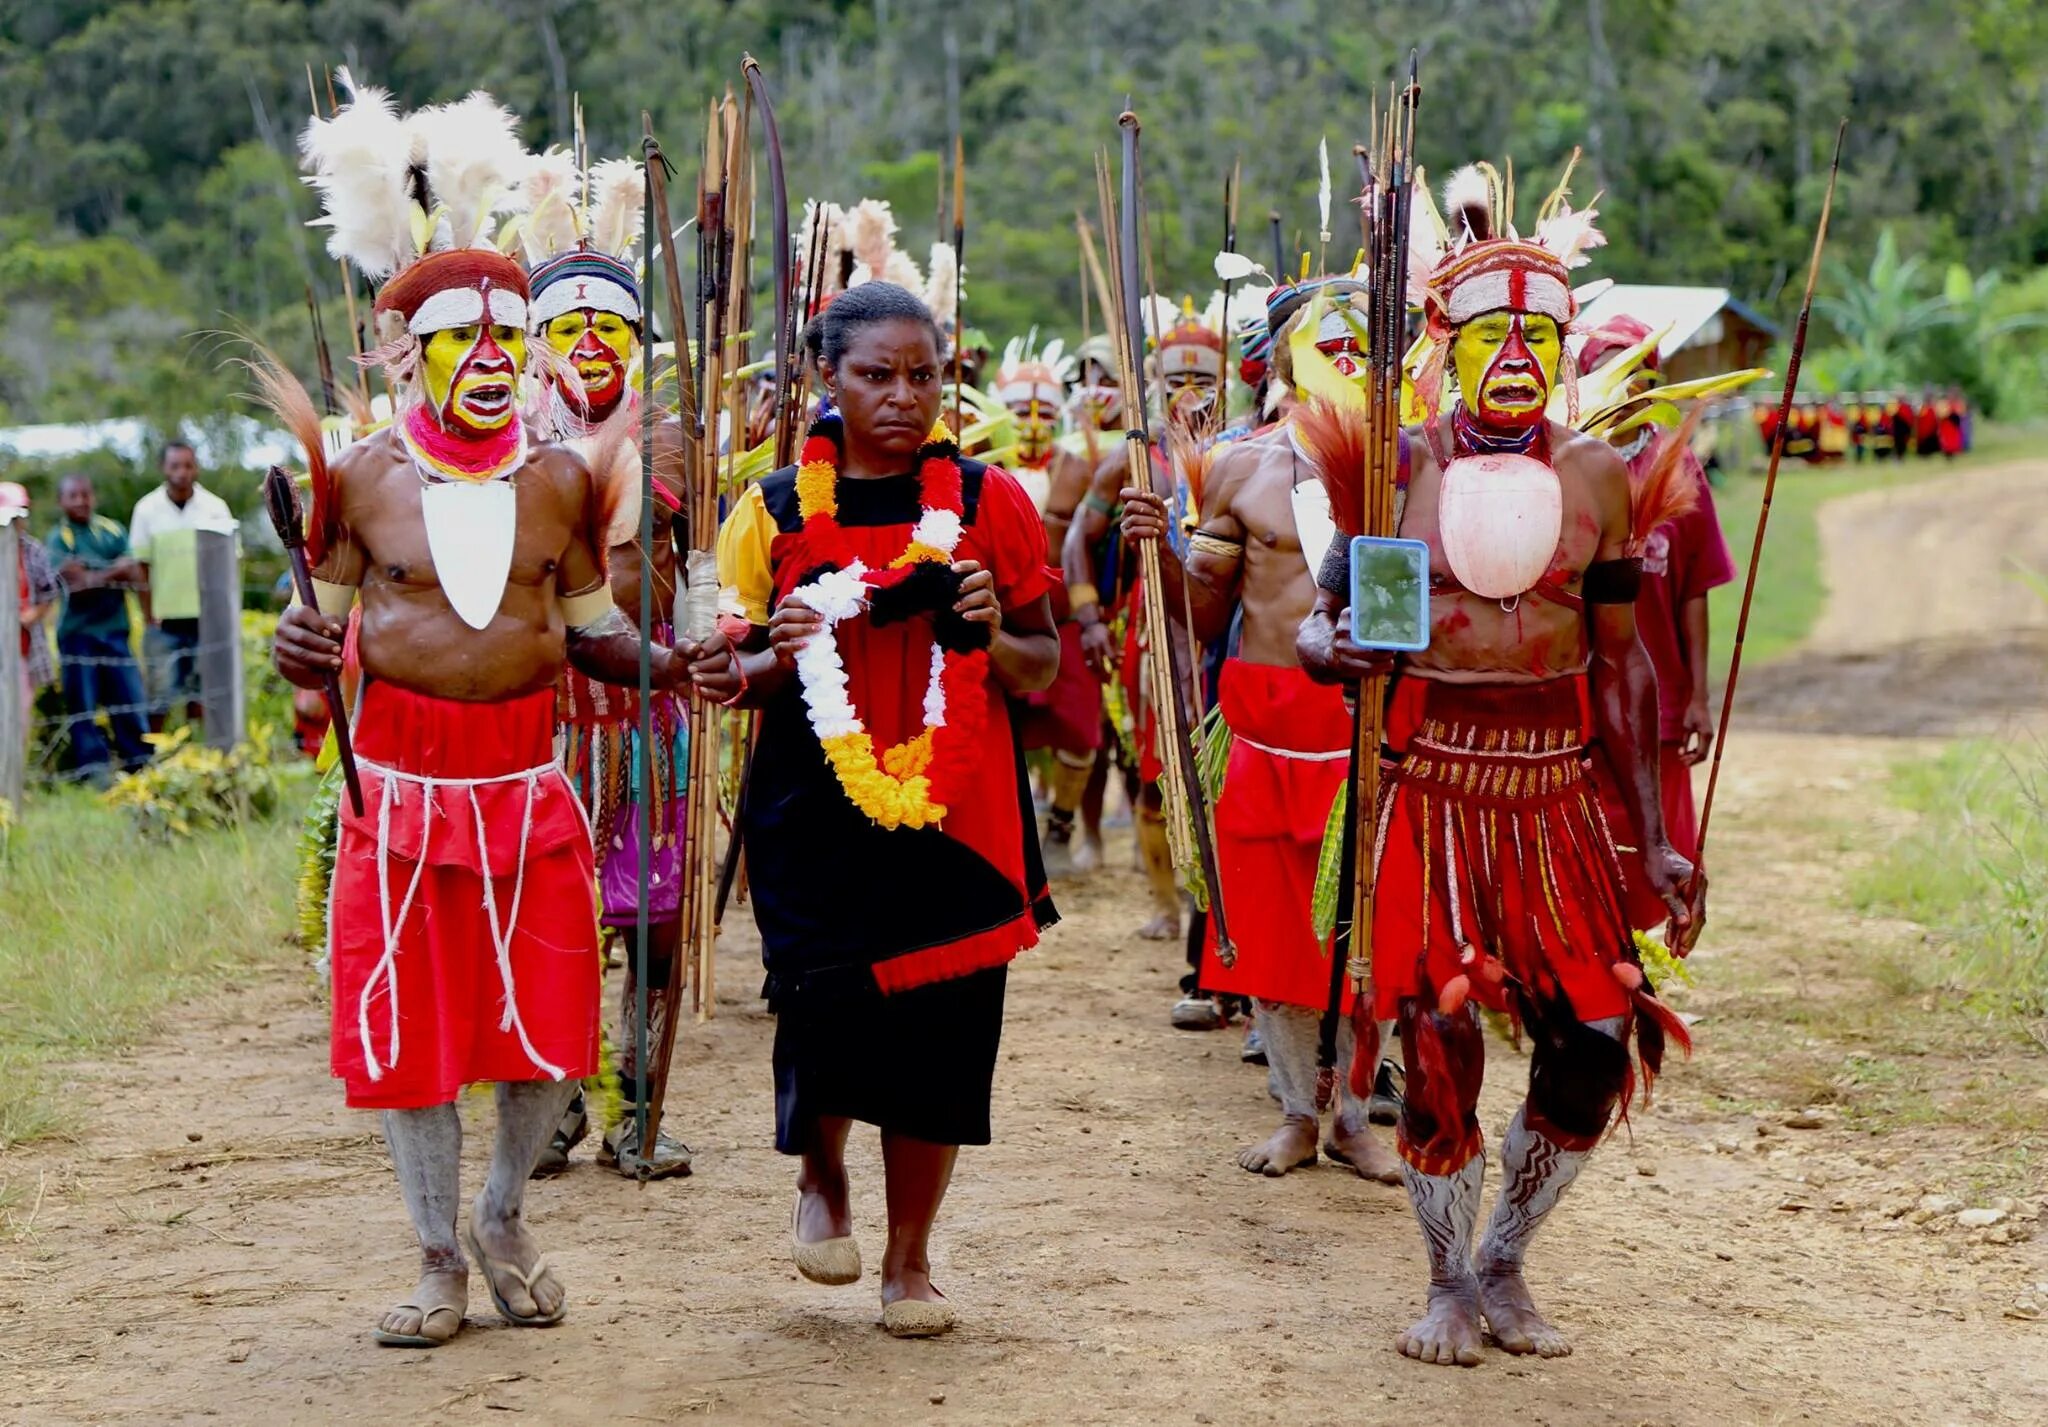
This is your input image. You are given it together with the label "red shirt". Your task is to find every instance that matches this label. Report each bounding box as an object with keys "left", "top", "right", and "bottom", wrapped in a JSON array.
[{"left": 1631, "top": 434, "right": 1734, "bottom": 741}]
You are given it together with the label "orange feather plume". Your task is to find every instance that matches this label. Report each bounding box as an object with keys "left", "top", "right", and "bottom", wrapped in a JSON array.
[
  {"left": 1291, "top": 394, "right": 1374, "bottom": 536},
  {"left": 238, "top": 345, "right": 335, "bottom": 566},
  {"left": 1626, "top": 405, "right": 1705, "bottom": 554}
]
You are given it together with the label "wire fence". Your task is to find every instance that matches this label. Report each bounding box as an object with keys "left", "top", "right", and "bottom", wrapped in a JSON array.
[{"left": 22, "top": 634, "right": 253, "bottom": 786}]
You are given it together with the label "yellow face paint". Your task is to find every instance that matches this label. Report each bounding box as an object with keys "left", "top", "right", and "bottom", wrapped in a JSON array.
[
  {"left": 421, "top": 323, "right": 527, "bottom": 435},
  {"left": 542, "top": 310, "right": 637, "bottom": 413},
  {"left": 1452, "top": 312, "right": 1560, "bottom": 430},
  {"left": 1011, "top": 395, "right": 1056, "bottom": 464}
]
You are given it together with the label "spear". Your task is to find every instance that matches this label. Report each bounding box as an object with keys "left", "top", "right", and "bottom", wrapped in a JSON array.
[
  {"left": 1103, "top": 110, "right": 1233, "bottom": 961},
  {"left": 1268, "top": 208, "right": 1285, "bottom": 280},
  {"left": 951, "top": 132, "right": 967, "bottom": 429},
  {"left": 303, "top": 282, "right": 337, "bottom": 417},
  {"left": 1690, "top": 118, "right": 1849, "bottom": 937},
  {"left": 1219, "top": 160, "right": 1241, "bottom": 416}
]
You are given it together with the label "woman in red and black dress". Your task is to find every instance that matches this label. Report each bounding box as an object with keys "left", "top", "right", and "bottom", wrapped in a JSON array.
[{"left": 706, "top": 282, "right": 1060, "bottom": 1337}]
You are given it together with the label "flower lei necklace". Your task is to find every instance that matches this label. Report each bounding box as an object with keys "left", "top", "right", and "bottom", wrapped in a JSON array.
[{"left": 790, "top": 416, "right": 990, "bottom": 830}]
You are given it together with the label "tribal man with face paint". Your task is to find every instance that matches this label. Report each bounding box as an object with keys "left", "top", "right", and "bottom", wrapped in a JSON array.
[
  {"left": 997, "top": 338, "right": 1108, "bottom": 875},
  {"left": 520, "top": 154, "right": 696, "bottom": 1181},
  {"left": 264, "top": 84, "right": 729, "bottom": 1350},
  {"left": 1063, "top": 313, "right": 1226, "bottom": 951},
  {"left": 1297, "top": 162, "right": 1702, "bottom": 1367},
  {"left": 1119, "top": 276, "right": 1402, "bottom": 1184}
]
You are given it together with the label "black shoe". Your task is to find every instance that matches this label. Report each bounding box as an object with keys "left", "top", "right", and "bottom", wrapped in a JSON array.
[
  {"left": 1241, "top": 1026, "right": 1268, "bottom": 1065},
  {"left": 1368, "top": 1060, "right": 1403, "bottom": 1126},
  {"left": 530, "top": 1091, "right": 589, "bottom": 1177}
]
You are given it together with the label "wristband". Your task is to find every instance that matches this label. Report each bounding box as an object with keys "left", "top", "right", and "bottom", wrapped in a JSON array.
[
  {"left": 1067, "top": 581, "right": 1101, "bottom": 610},
  {"left": 719, "top": 650, "right": 750, "bottom": 708}
]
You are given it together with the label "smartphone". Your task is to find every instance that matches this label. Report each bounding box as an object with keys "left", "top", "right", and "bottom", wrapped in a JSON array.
[{"left": 1349, "top": 536, "right": 1432, "bottom": 652}]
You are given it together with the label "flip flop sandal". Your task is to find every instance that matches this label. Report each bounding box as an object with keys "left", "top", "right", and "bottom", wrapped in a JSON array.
[
  {"left": 462, "top": 1222, "right": 567, "bottom": 1328},
  {"left": 373, "top": 1302, "right": 464, "bottom": 1349}
]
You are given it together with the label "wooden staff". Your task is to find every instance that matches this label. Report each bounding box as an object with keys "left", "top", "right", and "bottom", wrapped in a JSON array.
[
  {"left": 262, "top": 466, "right": 362, "bottom": 817},
  {"left": 303, "top": 282, "right": 337, "bottom": 417},
  {"left": 1320, "top": 55, "right": 1420, "bottom": 1085},
  {"left": 1219, "top": 160, "right": 1241, "bottom": 415},
  {"left": 1691, "top": 119, "right": 1848, "bottom": 915},
  {"left": 1101, "top": 111, "right": 1232, "bottom": 960}
]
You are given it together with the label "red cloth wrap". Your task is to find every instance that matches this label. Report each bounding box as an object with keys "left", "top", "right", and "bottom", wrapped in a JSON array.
[
  {"left": 1201, "top": 660, "right": 1354, "bottom": 1010},
  {"left": 1119, "top": 575, "right": 1164, "bottom": 783},
  {"left": 329, "top": 681, "right": 600, "bottom": 1109},
  {"left": 1017, "top": 620, "right": 1105, "bottom": 755},
  {"left": 1370, "top": 676, "right": 1637, "bottom": 1024}
]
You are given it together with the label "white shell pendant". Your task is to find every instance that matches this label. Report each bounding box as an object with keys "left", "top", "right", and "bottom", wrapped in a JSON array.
[
  {"left": 1436, "top": 453, "right": 1563, "bottom": 600},
  {"left": 420, "top": 478, "right": 518, "bottom": 630}
]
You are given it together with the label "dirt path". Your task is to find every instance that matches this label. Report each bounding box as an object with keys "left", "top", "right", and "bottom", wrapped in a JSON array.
[
  {"left": 6, "top": 465, "right": 2048, "bottom": 1425},
  {"left": 1742, "top": 458, "right": 2048, "bottom": 736}
]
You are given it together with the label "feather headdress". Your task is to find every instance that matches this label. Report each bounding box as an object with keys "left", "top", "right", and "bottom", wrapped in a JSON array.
[
  {"left": 300, "top": 72, "right": 417, "bottom": 280},
  {"left": 406, "top": 91, "right": 529, "bottom": 250}
]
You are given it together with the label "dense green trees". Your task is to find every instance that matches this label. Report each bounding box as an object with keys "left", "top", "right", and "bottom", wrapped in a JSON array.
[{"left": 2, "top": 0, "right": 2045, "bottom": 442}]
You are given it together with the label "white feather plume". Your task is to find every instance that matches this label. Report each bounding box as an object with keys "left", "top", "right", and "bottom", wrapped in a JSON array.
[
  {"left": 923, "top": 241, "right": 958, "bottom": 326},
  {"left": 1040, "top": 338, "right": 1075, "bottom": 385},
  {"left": 1139, "top": 294, "right": 1179, "bottom": 342},
  {"left": 1406, "top": 171, "right": 1449, "bottom": 306},
  {"left": 1442, "top": 163, "right": 1496, "bottom": 248},
  {"left": 518, "top": 147, "right": 581, "bottom": 261},
  {"left": 843, "top": 199, "right": 898, "bottom": 278},
  {"left": 1534, "top": 199, "right": 1607, "bottom": 270},
  {"left": 587, "top": 158, "right": 644, "bottom": 259},
  {"left": 300, "top": 77, "right": 416, "bottom": 278},
  {"left": 1213, "top": 250, "right": 1266, "bottom": 283},
  {"left": 410, "top": 90, "right": 529, "bottom": 250},
  {"left": 1317, "top": 137, "right": 1333, "bottom": 243}
]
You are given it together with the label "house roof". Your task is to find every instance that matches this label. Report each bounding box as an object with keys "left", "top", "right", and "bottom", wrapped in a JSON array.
[{"left": 1574, "top": 284, "right": 1780, "bottom": 359}]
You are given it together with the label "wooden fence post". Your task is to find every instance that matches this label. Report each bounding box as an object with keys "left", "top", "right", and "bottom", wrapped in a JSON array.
[
  {"left": 195, "top": 528, "right": 244, "bottom": 751},
  {"left": 0, "top": 520, "right": 23, "bottom": 806}
]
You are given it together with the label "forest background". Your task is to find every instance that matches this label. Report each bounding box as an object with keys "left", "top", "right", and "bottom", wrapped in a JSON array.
[{"left": 3, "top": 0, "right": 2047, "bottom": 498}]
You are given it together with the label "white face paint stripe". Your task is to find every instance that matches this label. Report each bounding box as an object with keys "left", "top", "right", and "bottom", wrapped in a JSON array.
[
  {"left": 409, "top": 286, "right": 530, "bottom": 336},
  {"left": 1446, "top": 271, "right": 1570, "bottom": 325}
]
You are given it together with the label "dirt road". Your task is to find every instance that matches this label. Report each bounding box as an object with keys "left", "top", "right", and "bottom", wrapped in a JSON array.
[{"left": 5, "top": 465, "right": 2048, "bottom": 1425}]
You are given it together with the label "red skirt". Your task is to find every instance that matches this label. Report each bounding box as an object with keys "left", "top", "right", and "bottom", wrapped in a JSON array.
[
  {"left": 1017, "top": 621, "right": 1104, "bottom": 756},
  {"left": 1370, "top": 677, "right": 1637, "bottom": 1024},
  {"left": 329, "top": 681, "right": 601, "bottom": 1109},
  {"left": 1202, "top": 661, "right": 1354, "bottom": 1011},
  {"left": 1660, "top": 743, "right": 1698, "bottom": 862}
]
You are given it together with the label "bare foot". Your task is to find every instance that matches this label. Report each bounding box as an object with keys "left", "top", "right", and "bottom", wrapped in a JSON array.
[
  {"left": 1397, "top": 1282, "right": 1485, "bottom": 1367},
  {"left": 1324, "top": 1118, "right": 1403, "bottom": 1185},
  {"left": 795, "top": 1163, "right": 854, "bottom": 1244},
  {"left": 1071, "top": 830, "right": 1103, "bottom": 873},
  {"left": 467, "top": 1196, "right": 566, "bottom": 1324},
  {"left": 374, "top": 1267, "right": 467, "bottom": 1347},
  {"left": 1137, "top": 911, "right": 1179, "bottom": 941},
  {"left": 1237, "top": 1115, "right": 1319, "bottom": 1176},
  {"left": 1478, "top": 1264, "right": 1572, "bottom": 1357}
]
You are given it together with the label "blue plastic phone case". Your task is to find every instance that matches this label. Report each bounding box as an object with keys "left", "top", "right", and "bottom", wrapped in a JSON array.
[{"left": 1348, "top": 536, "right": 1432, "bottom": 652}]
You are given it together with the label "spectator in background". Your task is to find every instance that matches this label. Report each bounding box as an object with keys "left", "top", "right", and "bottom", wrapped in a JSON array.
[
  {"left": 2, "top": 482, "right": 65, "bottom": 762},
  {"left": 47, "top": 473, "right": 151, "bottom": 782},
  {"left": 1578, "top": 318, "right": 1736, "bottom": 865},
  {"left": 129, "top": 439, "right": 235, "bottom": 727}
]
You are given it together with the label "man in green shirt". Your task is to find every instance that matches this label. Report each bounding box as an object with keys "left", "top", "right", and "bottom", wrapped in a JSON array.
[{"left": 48, "top": 474, "right": 150, "bottom": 778}]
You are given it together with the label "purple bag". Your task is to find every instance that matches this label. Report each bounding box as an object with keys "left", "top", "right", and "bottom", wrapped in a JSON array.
[{"left": 598, "top": 802, "right": 683, "bottom": 928}]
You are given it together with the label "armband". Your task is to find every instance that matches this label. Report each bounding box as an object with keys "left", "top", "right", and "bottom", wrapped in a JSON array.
[
  {"left": 311, "top": 579, "right": 358, "bottom": 619},
  {"left": 1189, "top": 530, "right": 1245, "bottom": 561},
  {"left": 1582, "top": 557, "right": 1644, "bottom": 604},
  {"left": 1315, "top": 533, "right": 1350, "bottom": 597},
  {"left": 560, "top": 582, "right": 617, "bottom": 629},
  {"left": 1066, "top": 581, "right": 1102, "bottom": 611},
  {"left": 1082, "top": 492, "right": 1117, "bottom": 518}
]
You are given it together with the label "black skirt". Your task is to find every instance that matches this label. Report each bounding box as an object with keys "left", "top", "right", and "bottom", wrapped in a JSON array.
[{"left": 772, "top": 965, "right": 1009, "bottom": 1152}]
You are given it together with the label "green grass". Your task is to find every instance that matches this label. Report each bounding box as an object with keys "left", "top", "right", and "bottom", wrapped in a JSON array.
[
  {"left": 1706, "top": 419, "right": 2048, "bottom": 670},
  {"left": 0, "top": 784, "right": 306, "bottom": 1147},
  {"left": 1850, "top": 737, "right": 2048, "bottom": 1016}
]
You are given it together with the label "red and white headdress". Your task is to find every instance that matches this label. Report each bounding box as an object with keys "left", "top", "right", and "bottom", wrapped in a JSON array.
[
  {"left": 1153, "top": 297, "right": 1227, "bottom": 382},
  {"left": 995, "top": 333, "right": 1074, "bottom": 409}
]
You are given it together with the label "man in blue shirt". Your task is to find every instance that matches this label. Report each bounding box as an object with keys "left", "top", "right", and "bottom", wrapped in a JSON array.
[{"left": 47, "top": 474, "right": 150, "bottom": 780}]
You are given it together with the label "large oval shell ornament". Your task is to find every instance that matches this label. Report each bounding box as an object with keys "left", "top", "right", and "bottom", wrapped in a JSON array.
[{"left": 1437, "top": 453, "right": 1563, "bottom": 600}]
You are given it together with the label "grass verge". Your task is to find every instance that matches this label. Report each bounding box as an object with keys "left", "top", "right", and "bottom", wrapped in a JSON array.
[
  {"left": 0, "top": 781, "right": 307, "bottom": 1148},
  {"left": 1850, "top": 737, "right": 2048, "bottom": 1016}
]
